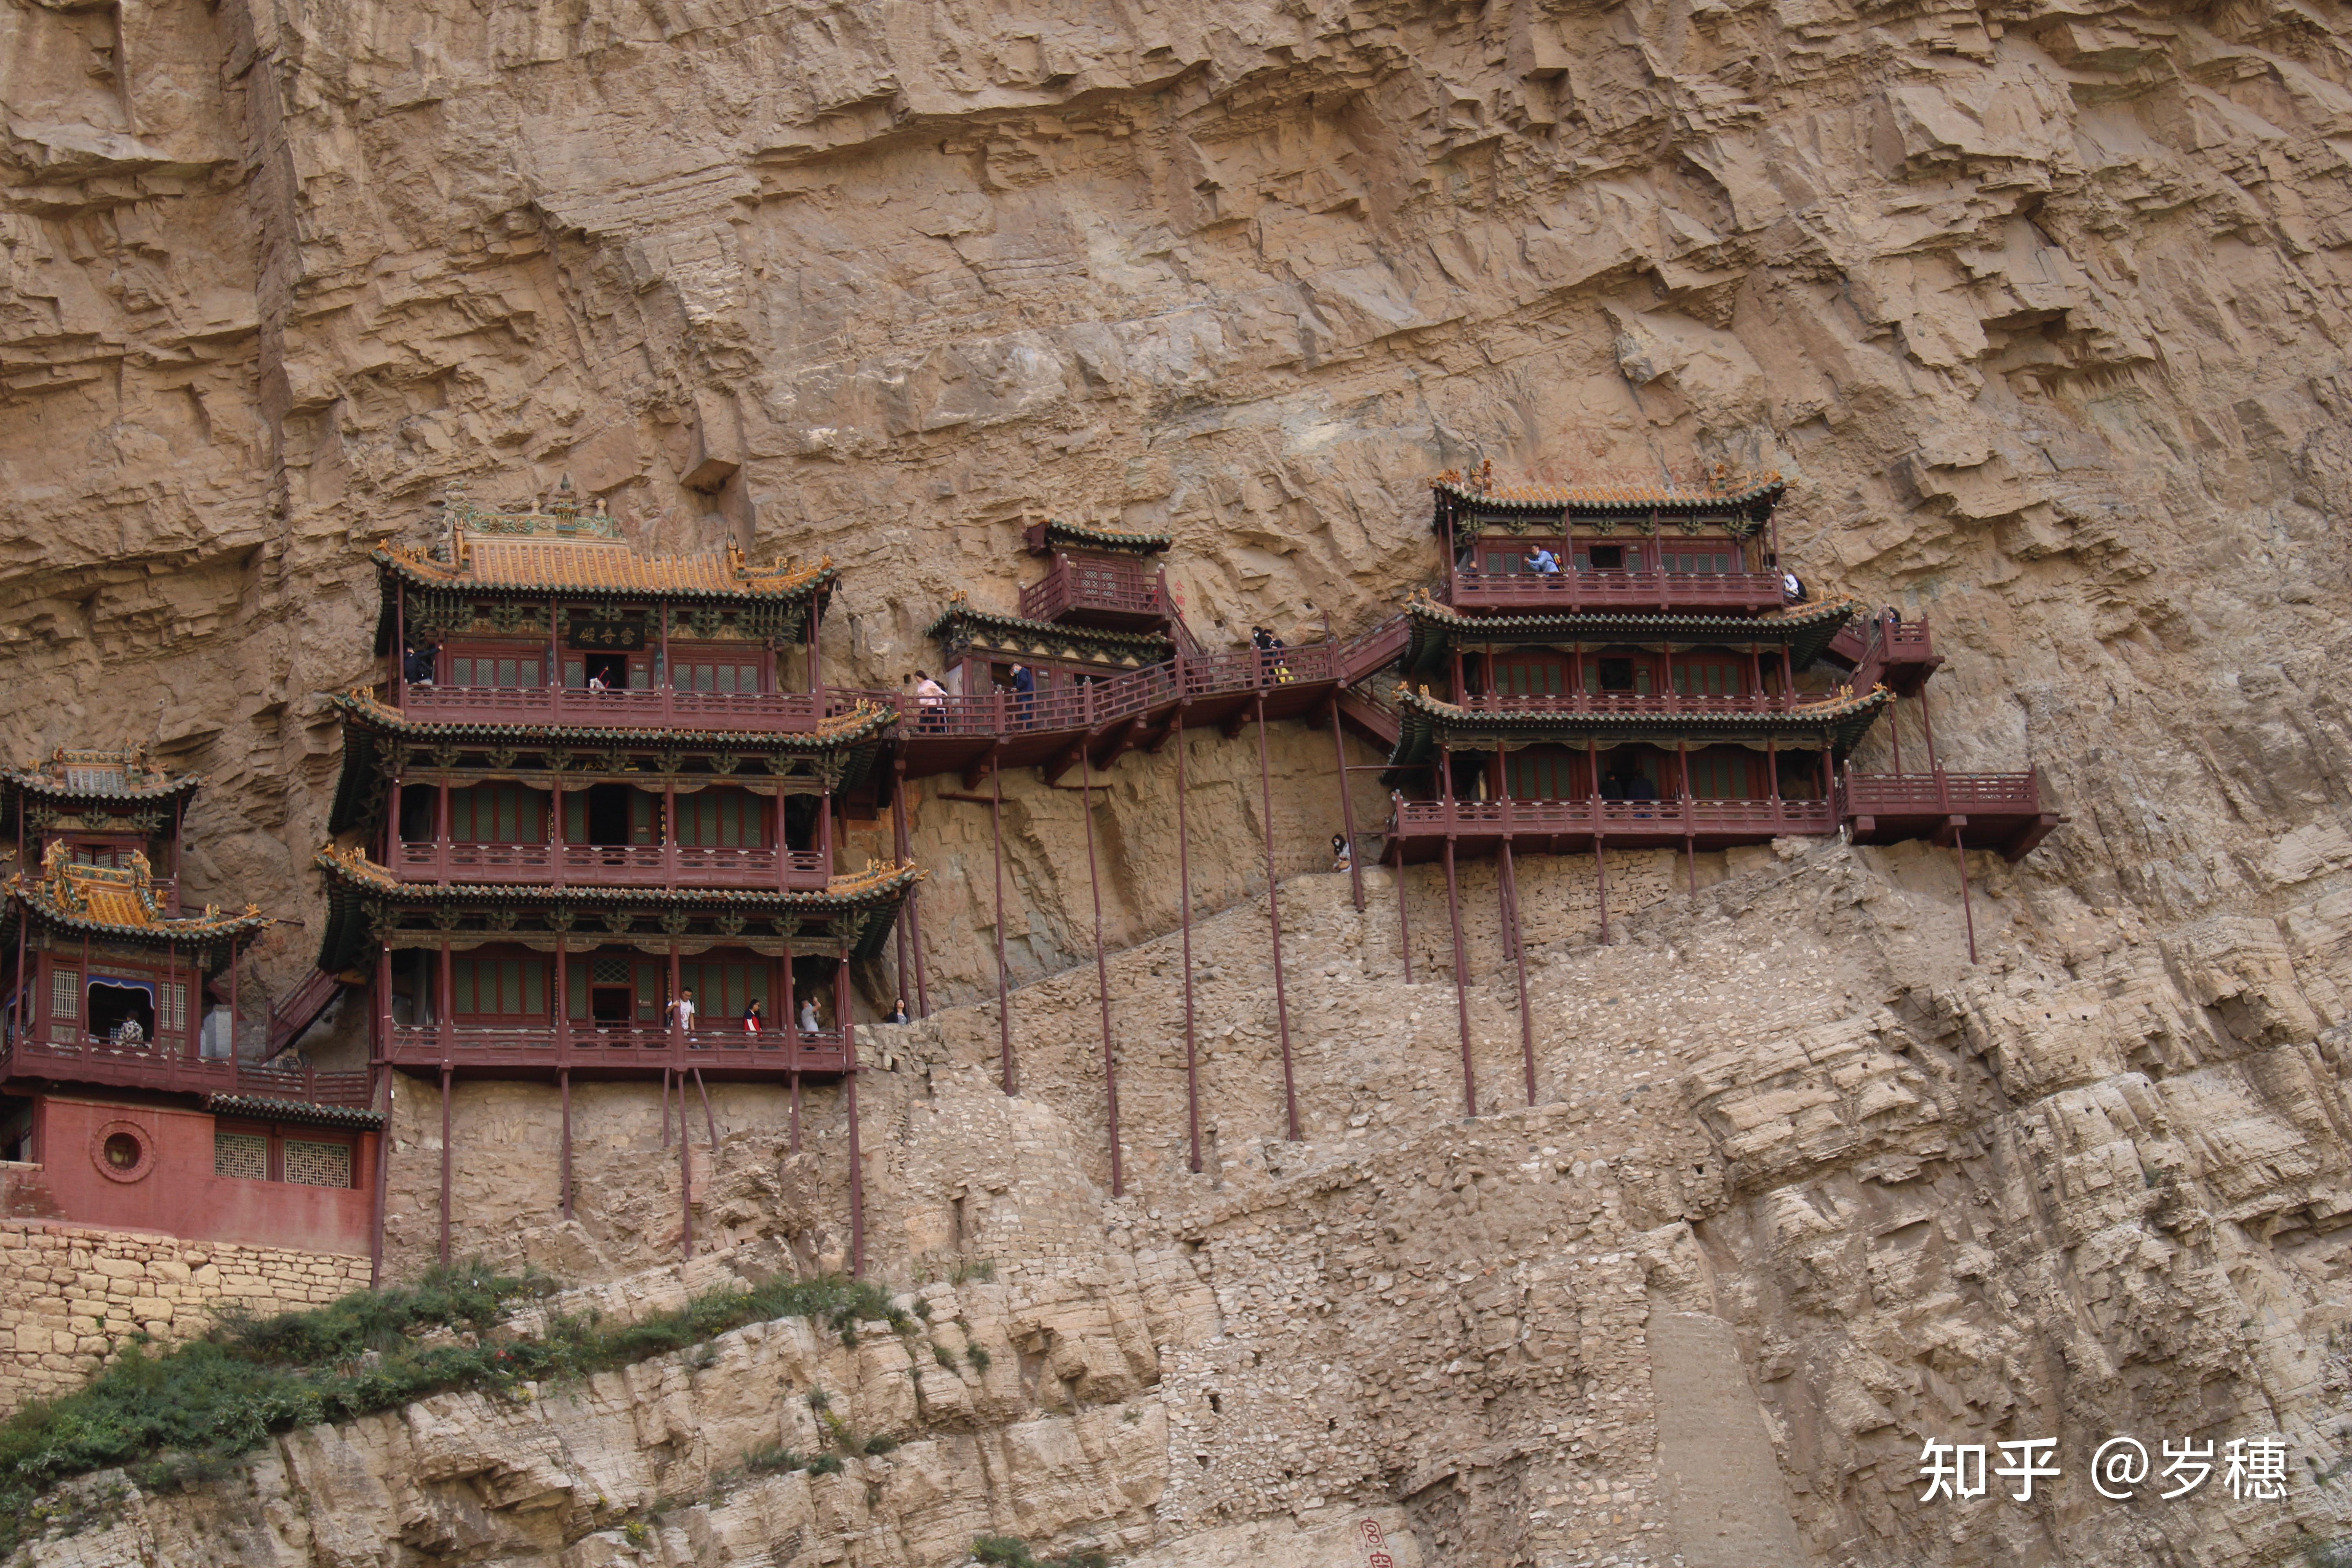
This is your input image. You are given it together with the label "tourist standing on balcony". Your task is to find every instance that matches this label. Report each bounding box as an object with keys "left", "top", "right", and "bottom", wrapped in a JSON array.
[
  {"left": 913, "top": 670, "right": 947, "bottom": 732},
  {"left": 403, "top": 642, "right": 438, "bottom": 686},
  {"left": 1528, "top": 547, "right": 1561, "bottom": 576},
  {"left": 743, "top": 998, "right": 763, "bottom": 1034},
  {"left": 1782, "top": 569, "right": 1804, "bottom": 602},
  {"left": 1011, "top": 663, "right": 1035, "bottom": 728},
  {"left": 887, "top": 998, "right": 909, "bottom": 1024},
  {"left": 668, "top": 987, "right": 697, "bottom": 1035},
  {"left": 799, "top": 995, "right": 821, "bottom": 1034}
]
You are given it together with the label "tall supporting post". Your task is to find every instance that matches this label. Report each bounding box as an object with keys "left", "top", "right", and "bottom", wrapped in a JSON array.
[
  {"left": 1680, "top": 739, "right": 1697, "bottom": 897},
  {"left": 893, "top": 757, "right": 931, "bottom": 1017},
  {"left": 1176, "top": 708, "right": 1201, "bottom": 1173},
  {"left": 1079, "top": 742, "right": 1124, "bottom": 1193},
  {"left": 393, "top": 581, "right": 406, "bottom": 706},
  {"left": 1955, "top": 828, "right": 1980, "bottom": 965},
  {"left": 438, "top": 1064, "right": 453, "bottom": 1268},
  {"left": 1443, "top": 835, "right": 1475, "bottom": 1119},
  {"left": 990, "top": 746, "right": 1014, "bottom": 1094},
  {"left": 1501, "top": 838, "right": 1534, "bottom": 1107},
  {"left": 783, "top": 935, "right": 801, "bottom": 1152},
  {"left": 1256, "top": 692, "right": 1300, "bottom": 1142},
  {"left": 1395, "top": 835, "right": 1414, "bottom": 985},
  {"left": 372, "top": 941, "right": 393, "bottom": 1286},
  {"left": 842, "top": 959, "right": 864, "bottom": 1278},
  {"left": 1919, "top": 686, "right": 1942, "bottom": 773},
  {"left": 227, "top": 934, "right": 239, "bottom": 1058},
  {"left": 436, "top": 939, "right": 452, "bottom": 1057},
  {"left": 678, "top": 1073, "right": 693, "bottom": 1263},
  {"left": 692, "top": 1065, "right": 717, "bottom": 1147},
  {"left": 558, "top": 1068, "right": 573, "bottom": 1221},
  {"left": 1328, "top": 701, "right": 1364, "bottom": 911},
  {"left": 1887, "top": 688, "right": 1906, "bottom": 774}
]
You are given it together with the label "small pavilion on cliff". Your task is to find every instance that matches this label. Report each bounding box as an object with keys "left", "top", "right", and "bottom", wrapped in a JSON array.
[{"left": 0, "top": 754, "right": 380, "bottom": 1257}]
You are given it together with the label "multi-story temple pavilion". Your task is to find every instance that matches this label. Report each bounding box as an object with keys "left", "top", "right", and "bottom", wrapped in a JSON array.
[
  {"left": 2, "top": 755, "right": 379, "bottom": 1255},
  {"left": 1383, "top": 465, "right": 2062, "bottom": 940},
  {"left": 314, "top": 485, "right": 918, "bottom": 1274}
]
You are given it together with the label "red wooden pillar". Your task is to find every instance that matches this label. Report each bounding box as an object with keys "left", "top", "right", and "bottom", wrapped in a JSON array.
[
  {"left": 893, "top": 757, "right": 929, "bottom": 1017},
  {"left": 393, "top": 582, "right": 406, "bottom": 706},
  {"left": 1079, "top": 742, "right": 1123, "bottom": 1193},
  {"left": 371, "top": 940, "right": 393, "bottom": 1287},
  {"left": 227, "top": 933, "right": 238, "bottom": 1058},
  {"left": 438, "top": 1063, "right": 453, "bottom": 1267},
  {"left": 1955, "top": 828, "right": 1980, "bottom": 965},
  {"left": 783, "top": 934, "right": 801, "bottom": 1152},
  {"left": 558, "top": 1067, "right": 573, "bottom": 1222},
  {"left": 778, "top": 787, "right": 793, "bottom": 892},
  {"left": 1919, "top": 684, "right": 1942, "bottom": 773},
  {"left": 990, "top": 746, "right": 1013, "bottom": 1094},
  {"left": 1394, "top": 826, "right": 1413, "bottom": 986},
  {"left": 1329, "top": 698, "right": 1363, "bottom": 911},
  {"left": 1496, "top": 752, "right": 1534, "bottom": 1107},
  {"left": 1439, "top": 744, "right": 1475, "bottom": 1118},
  {"left": 841, "top": 956, "right": 864, "bottom": 1278},
  {"left": 1256, "top": 691, "right": 1299, "bottom": 1143},
  {"left": 1176, "top": 706, "right": 1200, "bottom": 1172}
]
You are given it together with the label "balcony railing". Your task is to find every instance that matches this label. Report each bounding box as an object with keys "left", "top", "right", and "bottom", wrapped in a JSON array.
[
  {"left": 1388, "top": 796, "right": 1837, "bottom": 839},
  {"left": 391, "top": 841, "right": 829, "bottom": 889},
  {"left": 877, "top": 641, "right": 1341, "bottom": 741},
  {"left": 0, "top": 1032, "right": 374, "bottom": 1106},
  {"left": 383, "top": 1023, "right": 851, "bottom": 1075},
  {"left": 1840, "top": 770, "right": 2042, "bottom": 816},
  {"left": 1447, "top": 691, "right": 1808, "bottom": 718},
  {"left": 1449, "top": 568, "right": 1787, "bottom": 613},
  {"left": 398, "top": 683, "right": 826, "bottom": 733},
  {"left": 1829, "top": 614, "right": 1936, "bottom": 679},
  {"left": 1018, "top": 559, "right": 1168, "bottom": 625}
]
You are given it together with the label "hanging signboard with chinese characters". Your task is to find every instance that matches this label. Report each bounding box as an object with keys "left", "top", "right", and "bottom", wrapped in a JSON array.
[{"left": 566, "top": 612, "right": 648, "bottom": 652}]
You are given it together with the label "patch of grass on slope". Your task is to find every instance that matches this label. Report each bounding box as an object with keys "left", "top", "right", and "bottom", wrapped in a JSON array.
[{"left": 0, "top": 1263, "right": 893, "bottom": 1557}]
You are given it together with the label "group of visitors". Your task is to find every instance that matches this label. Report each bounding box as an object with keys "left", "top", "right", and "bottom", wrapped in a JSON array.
[
  {"left": 664, "top": 988, "right": 827, "bottom": 1040},
  {"left": 1250, "top": 626, "right": 1293, "bottom": 683}
]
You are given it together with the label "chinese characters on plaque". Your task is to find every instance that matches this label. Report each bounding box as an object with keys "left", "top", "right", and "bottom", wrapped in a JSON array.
[{"left": 1918, "top": 1436, "right": 2291, "bottom": 1504}]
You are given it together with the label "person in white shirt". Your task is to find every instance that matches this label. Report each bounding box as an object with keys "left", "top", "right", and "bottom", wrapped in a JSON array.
[
  {"left": 913, "top": 669, "right": 947, "bottom": 731},
  {"left": 799, "top": 997, "right": 820, "bottom": 1034},
  {"left": 668, "top": 987, "right": 697, "bottom": 1034}
]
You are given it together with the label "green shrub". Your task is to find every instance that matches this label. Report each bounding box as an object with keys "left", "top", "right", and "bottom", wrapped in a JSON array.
[
  {"left": 744, "top": 1444, "right": 805, "bottom": 1475},
  {"left": 808, "top": 1454, "right": 845, "bottom": 1476},
  {"left": 0, "top": 1264, "right": 897, "bottom": 1558},
  {"left": 972, "top": 1534, "right": 1111, "bottom": 1568},
  {"left": 862, "top": 1434, "right": 899, "bottom": 1455},
  {"left": 966, "top": 1344, "right": 993, "bottom": 1372},
  {"left": 933, "top": 1343, "right": 960, "bottom": 1371}
]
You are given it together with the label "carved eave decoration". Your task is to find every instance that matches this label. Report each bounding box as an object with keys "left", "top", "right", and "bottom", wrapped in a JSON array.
[{"left": 926, "top": 597, "right": 1174, "bottom": 673}]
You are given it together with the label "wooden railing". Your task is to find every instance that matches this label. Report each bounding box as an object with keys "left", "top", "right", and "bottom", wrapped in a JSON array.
[
  {"left": 400, "top": 684, "right": 825, "bottom": 733},
  {"left": 383, "top": 1023, "right": 851, "bottom": 1074},
  {"left": 1019, "top": 559, "right": 1167, "bottom": 623},
  {"left": 0, "top": 1032, "right": 373, "bottom": 1106},
  {"left": 391, "top": 841, "right": 828, "bottom": 889},
  {"left": 1448, "top": 691, "right": 1810, "bottom": 718},
  {"left": 1388, "top": 796, "right": 1837, "bottom": 838},
  {"left": 1828, "top": 613, "right": 1935, "bottom": 673},
  {"left": 1337, "top": 614, "right": 1410, "bottom": 684},
  {"left": 1840, "top": 770, "right": 2042, "bottom": 815},
  {"left": 1449, "top": 568, "right": 1786, "bottom": 613},
  {"left": 877, "top": 639, "right": 1345, "bottom": 739}
]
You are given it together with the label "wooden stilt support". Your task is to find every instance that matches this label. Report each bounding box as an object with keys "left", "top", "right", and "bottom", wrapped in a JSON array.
[
  {"left": 660, "top": 1065, "right": 672, "bottom": 1148},
  {"left": 678, "top": 1081, "right": 693, "bottom": 1263},
  {"left": 1955, "top": 826, "right": 1980, "bottom": 964},
  {"left": 893, "top": 757, "right": 930, "bottom": 1018},
  {"left": 1256, "top": 691, "right": 1300, "bottom": 1142},
  {"left": 1501, "top": 839, "right": 1534, "bottom": 1107},
  {"left": 692, "top": 1064, "right": 717, "bottom": 1147},
  {"left": 1079, "top": 742, "right": 1123, "bottom": 1194},
  {"left": 1443, "top": 835, "right": 1476, "bottom": 1119},
  {"left": 844, "top": 960, "right": 864, "bottom": 1278},
  {"left": 1396, "top": 840, "right": 1414, "bottom": 985},
  {"left": 559, "top": 1069, "right": 573, "bottom": 1220},
  {"left": 438, "top": 1064, "right": 453, "bottom": 1268},
  {"left": 1176, "top": 707, "right": 1201, "bottom": 1173},
  {"left": 783, "top": 937, "right": 801, "bottom": 1153},
  {"left": 1593, "top": 834, "right": 1610, "bottom": 946},
  {"left": 991, "top": 746, "right": 1014, "bottom": 1095},
  {"left": 1680, "top": 739, "right": 1697, "bottom": 897},
  {"left": 1919, "top": 685, "right": 1941, "bottom": 772},
  {"left": 371, "top": 942, "right": 392, "bottom": 1287},
  {"left": 1329, "top": 699, "right": 1363, "bottom": 911}
]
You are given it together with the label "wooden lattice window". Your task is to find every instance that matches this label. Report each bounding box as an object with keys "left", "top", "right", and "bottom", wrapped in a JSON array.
[
  {"left": 675, "top": 790, "right": 767, "bottom": 848},
  {"left": 214, "top": 1132, "right": 267, "bottom": 1181},
  {"left": 451, "top": 954, "right": 548, "bottom": 1020},
  {"left": 1672, "top": 653, "right": 1747, "bottom": 696},
  {"left": 450, "top": 653, "right": 542, "bottom": 688},
  {"left": 1493, "top": 656, "right": 1568, "bottom": 697},
  {"left": 1685, "top": 750, "right": 1759, "bottom": 799},
  {"left": 50, "top": 969, "right": 78, "bottom": 1021},
  {"left": 679, "top": 959, "right": 772, "bottom": 1023},
  {"left": 670, "top": 659, "right": 762, "bottom": 695},
  {"left": 160, "top": 982, "right": 187, "bottom": 1033},
  {"left": 450, "top": 783, "right": 546, "bottom": 845},
  {"left": 283, "top": 1140, "right": 352, "bottom": 1189}
]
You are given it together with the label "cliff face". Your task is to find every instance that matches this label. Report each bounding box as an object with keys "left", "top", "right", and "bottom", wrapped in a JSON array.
[{"left": 10, "top": 0, "right": 2352, "bottom": 1561}]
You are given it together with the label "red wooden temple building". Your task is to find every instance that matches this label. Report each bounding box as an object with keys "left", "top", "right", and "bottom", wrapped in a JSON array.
[
  {"left": 1381, "top": 467, "right": 2064, "bottom": 1111},
  {"left": 312, "top": 487, "right": 917, "bottom": 1275},
  {"left": 1, "top": 752, "right": 379, "bottom": 1256}
]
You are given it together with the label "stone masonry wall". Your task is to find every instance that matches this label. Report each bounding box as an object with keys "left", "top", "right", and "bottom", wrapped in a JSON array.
[{"left": 0, "top": 1219, "right": 372, "bottom": 1415}]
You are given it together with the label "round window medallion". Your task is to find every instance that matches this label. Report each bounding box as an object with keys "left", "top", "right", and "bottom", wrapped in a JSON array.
[{"left": 90, "top": 1120, "right": 156, "bottom": 1183}]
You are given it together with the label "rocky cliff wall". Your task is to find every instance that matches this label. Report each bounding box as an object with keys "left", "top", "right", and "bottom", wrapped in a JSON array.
[{"left": 11, "top": 0, "right": 2352, "bottom": 1561}]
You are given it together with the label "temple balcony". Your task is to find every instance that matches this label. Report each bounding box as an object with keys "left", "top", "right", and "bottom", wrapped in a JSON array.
[
  {"left": 1, "top": 1031, "right": 373, "bottom": 1107},
  {"left": 389, "top": 840, "right": 831, "bottom": 891},
  {"left": 396, "top": 682, "right": 832, "bottom": 733},
  {"left": 1448, "top": 567, "right": 1786, "bottom": 615},
  {"left": 1383, "top": 796, "right": 1837, "bottom": 859},
  {"left": 1018, "top": 557, "right": 1171, "bottom": 630},
  {"left": 1827, "top": 613, "right": 1941, "bottom": 695},
  {"left": 383, "top": 1023, "right": 851, "bottom": 1079},
  {"left": 1840, "top": 769, "right": 2060, "bottom": 861},
  {"left": 1445, "top": 691, "right": 1815, "bottom": 719}
]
